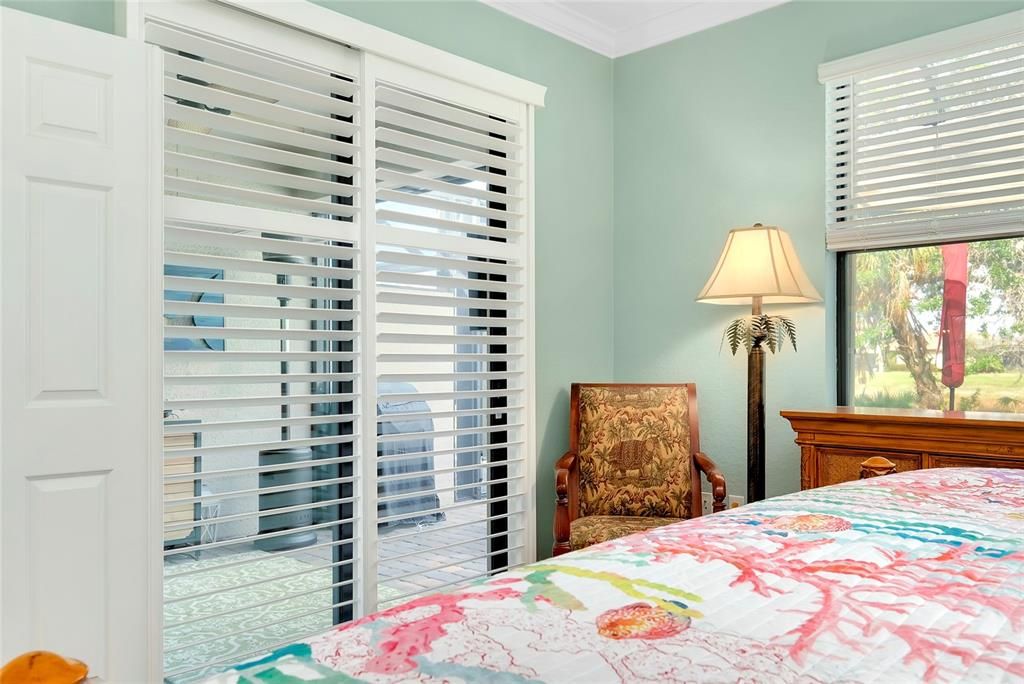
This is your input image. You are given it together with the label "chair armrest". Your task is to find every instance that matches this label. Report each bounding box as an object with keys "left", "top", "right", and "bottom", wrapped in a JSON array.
[
  {"left": 553, "top": 451, "right": 577, "bottom": 556},
  {"left": 694, "top": 451, "right": 727, "bottom": 513}
]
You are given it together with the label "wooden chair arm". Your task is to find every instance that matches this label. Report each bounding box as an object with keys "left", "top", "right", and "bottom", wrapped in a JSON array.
[
  {"left": 553, "top": 451, "right": 577, "bottom": 556},
  {"left": 694, "top": 451, "right": 727, "bottom": 513}
]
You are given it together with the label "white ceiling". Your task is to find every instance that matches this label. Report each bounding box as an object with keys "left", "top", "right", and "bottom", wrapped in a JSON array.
[{"left": 481, "top": 1, "right": 788, "bottom": 58}]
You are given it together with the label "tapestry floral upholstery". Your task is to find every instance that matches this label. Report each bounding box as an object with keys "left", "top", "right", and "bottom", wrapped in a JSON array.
[
  {"left": 577, "top": 385, "right": 693, "bottom": 519},
  {"left": 569, "top": 515, "right": 680, "bottom": 551}
]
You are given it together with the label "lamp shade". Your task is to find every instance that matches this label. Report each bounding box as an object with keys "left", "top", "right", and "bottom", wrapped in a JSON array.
[{"left": 696, "top": 224, "right": 821, "bottom": 305}]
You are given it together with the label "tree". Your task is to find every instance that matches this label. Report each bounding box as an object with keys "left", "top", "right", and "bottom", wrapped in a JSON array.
[{"left": 852, "top": 237, "right": 1024, "bottom": 410}]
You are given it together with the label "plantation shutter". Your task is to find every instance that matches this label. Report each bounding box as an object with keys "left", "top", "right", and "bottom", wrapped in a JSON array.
[
  {"left": 148, "top": 5, "right": 363, "bottom": 681},
  {"left": 822, "top": 14, "right": 1024, "bottom": 250},
  {"left": 142, "top": 1, "right": 541, "bottom": 678},
  {"left": 371, "top": 62, "right": 530, "bottom": 604}
]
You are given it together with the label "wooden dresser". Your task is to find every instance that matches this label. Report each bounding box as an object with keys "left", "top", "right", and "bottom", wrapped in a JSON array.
[{"left": 780, "top": 407, "right": 1024, "bottom": 490}]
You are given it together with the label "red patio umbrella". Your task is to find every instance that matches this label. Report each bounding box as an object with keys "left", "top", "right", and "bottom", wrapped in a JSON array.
[{"left": 938, "top": 243, "right": 968, "bottom": 410}]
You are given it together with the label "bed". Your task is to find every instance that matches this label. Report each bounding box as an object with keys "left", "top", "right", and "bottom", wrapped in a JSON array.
[{"left": 206, "top": 467, "right": 1024, "bottom": 683}]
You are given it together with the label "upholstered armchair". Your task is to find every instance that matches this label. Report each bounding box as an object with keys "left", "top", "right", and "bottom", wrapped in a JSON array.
[{"left": 553, "top": 383, "right": 727, "bottom": 556}]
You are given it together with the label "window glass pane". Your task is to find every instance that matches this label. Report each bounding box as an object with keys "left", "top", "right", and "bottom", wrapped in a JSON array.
[
  {"left": 849, "top": 236, "right": 1024, "bottom": 412},
  {"left": 163, "top": 232, "right": 357, "bottom": 683}
]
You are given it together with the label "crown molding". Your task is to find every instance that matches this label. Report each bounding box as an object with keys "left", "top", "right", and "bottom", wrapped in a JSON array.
[
  {"left": 481, "top": 1, "right": 789, "bottom": 58},
  {"left": 481, "top": 1, "right": 617, "bottom": 56}
]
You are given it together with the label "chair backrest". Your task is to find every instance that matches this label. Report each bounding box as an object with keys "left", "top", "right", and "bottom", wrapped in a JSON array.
[{"left": 570, "top": 383, "right": 701, "bottom": 519}]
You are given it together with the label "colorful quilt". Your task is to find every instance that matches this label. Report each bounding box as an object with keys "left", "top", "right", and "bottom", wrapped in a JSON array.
[{"left": 208, "top": 468, "right": 1024, "bottom": 683}]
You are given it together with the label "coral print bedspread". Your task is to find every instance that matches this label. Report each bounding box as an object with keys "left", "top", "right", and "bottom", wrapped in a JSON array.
[{"left": 207, "top": 468, "right": 1024, "bottom": 683}]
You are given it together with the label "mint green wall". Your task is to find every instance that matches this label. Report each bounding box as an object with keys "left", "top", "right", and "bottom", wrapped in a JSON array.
[
  {"left": 612, "top": 1, "right": 1024, "bottom": 500},
  {"left": 1, "top": 0, "right": 113, "bottom": 32}
]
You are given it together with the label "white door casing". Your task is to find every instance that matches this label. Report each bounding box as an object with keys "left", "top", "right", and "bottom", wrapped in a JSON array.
[{"left": 0, "top": 8, "right": 162, "bottom": 681}]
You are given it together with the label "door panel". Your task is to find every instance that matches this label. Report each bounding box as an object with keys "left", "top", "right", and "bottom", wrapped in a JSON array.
[{"left": 1, "top": 8, "right": 159, "bottom": 680}]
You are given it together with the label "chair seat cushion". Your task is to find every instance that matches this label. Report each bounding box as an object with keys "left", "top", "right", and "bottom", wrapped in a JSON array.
[{"left": 570, "top": 515, "right": 681, "bottom": 551}]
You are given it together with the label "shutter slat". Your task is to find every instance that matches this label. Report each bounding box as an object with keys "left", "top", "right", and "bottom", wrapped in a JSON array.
[
  {"left": 165, "top": 393, "right": 357, "bottom": 411},
  {"left": 166, "top": 350, "right": 357, "bottom": 362},
  {"left": 164, "top": 52, "right": 358, "bottom": 119},
  {"left": 166, "top": 150, "right": 345, "bottom": 197},
  {"left": 375, "top": 406, "right": 524, "bottom": 424},
  {"left": 855, "top": 44, "right": 1024, "bottom": 94},
  {"left": 377, "top": 168, "right": 522, "bottom": 204},
  {"left": 377, "top": 248, "right": 521, "bottom": 275},
  {"left": 165, "top": 77, "right": 356, "bottom": 138},
  {"left": 165, "top": 102, "right": 357, "bottom": 159},
  {"left": 147, "top": 22, "right": 357, "bottom": 96},
  {"left": 164, "top": 300, "right": 357, "bottom": 322},
  {"left": 165, "top": 176, "right": 357, "bottom": 217},
  {"left": 164, "top": 275, "right": 356, "bottom": 301},
  {"left": 376, "top": 270, "right": 521, "bottom": 294},
  {"left": 377, "top": 311, "right": 517, "bottom": 327},
  {"left": 376, "top": 440, "right": 524, "bottom": 465},
  {"left": 378, "top": 352, "right": 523, "bottom": 363},
  {"left": 375, "top": 85, "right": 520, "bottom": 137},
  {"left": 826, "top": 33, "right": 1024, "bottom": 249},
  {"left": 166, "top": 126, "right": 356, "bottom": 178},
  {"left": 376, "top": 127, "right": 520, "bottom": 172},
  {"left": 377, "top": 188, "right": 519, "bottom": 222},
  {"left": 166, "top": 225, "right": 358, "bottom": 259},
  {"left": 165, "top": 251, "right": 355, "bottom": 280},
  {"left": 844, "top": 172, "right": 1024, "bottom": 204},
  {"left": 377, "top": 424, "right": 523, "bottom": 446},
  {"left": 376, "top": 290, "right": 522, "bottom": 310},
  {"left": 852, "top": 148, "right": 1022, "bottom": 183},
  {"left": 375, "top": 209, "right": 520, "bottom": 239},
  {"left": 165, "top": 325, "right": 357, "bottom": 342},
  {"left": 165, "top": 372, "right": 355, "bottom": 386},
  {"left": 376, "top": 107, "right": 520, "bottom": 154},
  {"left": 376, "top": 148, "right": 519, "bottom": 186}
]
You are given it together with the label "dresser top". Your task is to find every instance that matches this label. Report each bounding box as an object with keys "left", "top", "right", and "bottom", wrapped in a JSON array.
[{"left": 781, "top": 406, "right": 1024, "bottom": 428}]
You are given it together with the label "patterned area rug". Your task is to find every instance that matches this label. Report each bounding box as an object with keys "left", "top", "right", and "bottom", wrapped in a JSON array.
[{"left": 164, "top": 551, "right": 402, "bottom": 682}]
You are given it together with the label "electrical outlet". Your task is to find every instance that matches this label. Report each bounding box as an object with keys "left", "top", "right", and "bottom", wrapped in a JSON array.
[
  {"left": 728, "top": 494, "right": 745, "bottom": 509},
  {"left": 701, "top": 491, "right": 713, "bottom": 515}
]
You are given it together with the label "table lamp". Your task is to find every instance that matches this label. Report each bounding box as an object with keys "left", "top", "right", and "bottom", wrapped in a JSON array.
[{"left": 697, "top": 223, "right": 821, "bottom": 503}]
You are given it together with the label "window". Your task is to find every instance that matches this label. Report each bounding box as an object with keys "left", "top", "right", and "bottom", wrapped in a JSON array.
[
  {"left": 142, "top": 2, "right": 542, "bottom": 680},
  {"left": 822, "top": 11, "right": 1023, "bottom": 413},
  {"left": 841, "top": 236, "right": 1024, "bottom": 412}
]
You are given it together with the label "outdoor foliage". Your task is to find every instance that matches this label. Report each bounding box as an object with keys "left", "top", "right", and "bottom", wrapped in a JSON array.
[
  {"left": 966, "top": 353, "right": 1005, "bottom": 375},
  {"left": 853, "top": 237, "right": 1024, "bottom": 411},
  {"left": 854, "top": 389, "right": 917, "bottom": 409}
]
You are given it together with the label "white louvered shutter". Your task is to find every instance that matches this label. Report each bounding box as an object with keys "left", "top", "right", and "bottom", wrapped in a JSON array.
[
  {"left": 825, "top": 29, "right": 1024, "bottom": 250},
  {"left": 371, "top": 69, "right": 530, "bottom": 604},
  {"left": 148, "top": 6, "right": 363, "bottom": 681}
]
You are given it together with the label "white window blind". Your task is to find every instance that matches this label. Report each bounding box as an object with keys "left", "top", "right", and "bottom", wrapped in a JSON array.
[
  {"left": 371, "top": 71, "right": 529, "bottom": 603},
  {"left": 141, "top": 3, "right": 540, "bottom": 681},
  {"left": 821, "top": 12, "right": 1024, "bottom": 250},
  {"left": 150, "top": 8, "right": 364, "bottom": 682}
]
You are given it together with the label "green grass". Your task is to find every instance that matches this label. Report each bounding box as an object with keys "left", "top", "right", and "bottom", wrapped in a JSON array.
[{"left": 856, "top": 370, "right": 1024, "bottom": 412}]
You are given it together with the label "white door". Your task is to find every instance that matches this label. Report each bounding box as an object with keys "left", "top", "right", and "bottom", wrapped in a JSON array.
[{"left": 0, "top": 8, "right": 160, "bottom": 681}]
